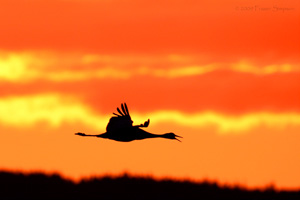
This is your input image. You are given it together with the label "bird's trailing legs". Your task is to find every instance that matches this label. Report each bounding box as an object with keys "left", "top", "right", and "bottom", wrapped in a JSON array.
[
  {"left": 75, "top": 132, "right": 100, "bottom": 137},
  {"left": 75, "top": 132, "right": 86, "bottom": 136}
]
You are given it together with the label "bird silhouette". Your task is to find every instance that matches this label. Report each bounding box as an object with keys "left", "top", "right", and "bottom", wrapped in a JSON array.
[{"left": 75, "top": 103, "right": 182, "bottom": 142}]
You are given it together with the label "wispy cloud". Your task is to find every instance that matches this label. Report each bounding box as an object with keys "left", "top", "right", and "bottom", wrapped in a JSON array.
[
  {"left": 232, "top": 61, "right": 299, "bottom": 75},
  {"left": 1, "top": 94, "right": 300, "bottom": 134},
  {"left": 1, "top": 51, "right": 299, "bottom": 83}
]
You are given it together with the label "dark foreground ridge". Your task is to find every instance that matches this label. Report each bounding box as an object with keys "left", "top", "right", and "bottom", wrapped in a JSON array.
[{"left": 0, "top": 171, "right": 299, "bottom": 200}]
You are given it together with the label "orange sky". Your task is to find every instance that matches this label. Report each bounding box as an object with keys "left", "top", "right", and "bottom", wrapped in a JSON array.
[{"left": 0, "top": 0, "right": 300, "bottom": 190}]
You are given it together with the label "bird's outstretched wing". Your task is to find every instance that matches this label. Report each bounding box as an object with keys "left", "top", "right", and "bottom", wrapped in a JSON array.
[
  {"left": 112, "top": 103, "right": 130, "bottom": 117},
  {"left": 106, "top": 103, "right": 133, "bottom": 132}
]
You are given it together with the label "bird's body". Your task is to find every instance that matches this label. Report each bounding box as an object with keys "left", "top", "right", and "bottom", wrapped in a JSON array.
[{"left": 75, "top": 103, "right": 182, "bottom": 142}]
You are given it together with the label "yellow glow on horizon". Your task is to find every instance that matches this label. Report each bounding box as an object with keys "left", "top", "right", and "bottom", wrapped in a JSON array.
[
  {"left": 0, "top": 53, "right": 42, "bottom": 81},
  {"left": 1, "top": 94, "right": 300, "bottom": 134}
]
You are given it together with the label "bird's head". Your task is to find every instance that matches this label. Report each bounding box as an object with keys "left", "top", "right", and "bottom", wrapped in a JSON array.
[{"left": 163, "top": 132, "right": 182, "bottom": 142}]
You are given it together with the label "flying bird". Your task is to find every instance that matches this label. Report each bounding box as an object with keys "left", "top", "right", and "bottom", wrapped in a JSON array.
[{"left": 75, "top": 103, "right": 182, "bottom": 142}]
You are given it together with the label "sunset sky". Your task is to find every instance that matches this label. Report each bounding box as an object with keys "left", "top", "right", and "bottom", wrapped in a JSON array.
[{"left": 0, "top": 0, "right": 300, "bottom": 190}]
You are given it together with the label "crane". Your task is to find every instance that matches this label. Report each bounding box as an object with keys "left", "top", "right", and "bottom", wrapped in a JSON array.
[{"left": 75, "top": 103, "right": 182, "bottom": 142}]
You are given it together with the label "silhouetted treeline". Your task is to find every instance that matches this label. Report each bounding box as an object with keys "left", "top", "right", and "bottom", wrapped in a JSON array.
[{"left": 0, "top": 171, "right": 299, "bottom": 200}]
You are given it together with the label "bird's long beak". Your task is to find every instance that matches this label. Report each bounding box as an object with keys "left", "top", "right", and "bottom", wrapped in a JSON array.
[{"left": 175, "top": 134, "right": 183, "bottom": 142}]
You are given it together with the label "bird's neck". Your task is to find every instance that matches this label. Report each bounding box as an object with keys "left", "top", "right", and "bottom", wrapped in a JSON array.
[
  {"left": 160, "top": 133, "right": 172, "bottom": 139},
  {"left": 148, "top": 133, "right": 169, "bottom": 139}
]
